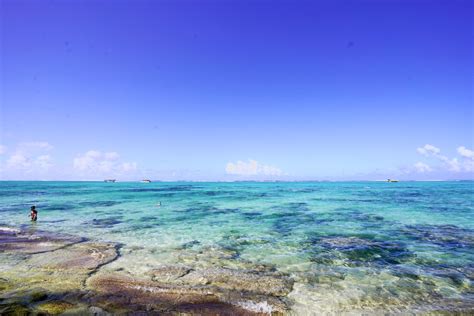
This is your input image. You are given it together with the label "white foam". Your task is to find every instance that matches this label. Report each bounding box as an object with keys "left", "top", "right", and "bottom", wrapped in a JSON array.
[
  {"left": 36, "top": 242, "right": 56, "bottom": 247},
  {"left": 0, "top": 226, "right": 20, "bottom": 233},
  {"left": 234, "top": 300, "right": 273, "bottom": 314}
]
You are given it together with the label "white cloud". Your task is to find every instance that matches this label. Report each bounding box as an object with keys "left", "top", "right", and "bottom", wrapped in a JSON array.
[
  {"left": 225, "top": 159, "right": 282, "bottom": 176},
  {"left": 417, "top": 144, "right": 440, "bottom": 156},
  {"left": 1, "top": 142, "right": 139, "bottom": 180},
  {"left": 414, "top": 162, "right": 432, "bottom": 173},
  {"left": 73, "top": 150, "right": 137, "bottom": 176},
  {"left": 457, "top": 146, "right": 474, "bottom": 160},
  {"left": 444, "top": 157, "right": 461, "bottom": 172},
  {"left": 7, "top": 153, "right": 31, "bottom": 169},
  {"left": 463, "top": 160, "right": 474, "bottom": 172},
  {"left": 0, "top": 145, "right": 6, "bottom": 155},
  {"left": 416, "top": 144, "right": 473, "bottom": 173},
  {"left": 457, "top": 146, "right": 474, "bottom": 172},
  {"left": 35, "top": 155, "right": 53, "bottom": 169},
  {"left": 5, "top": 142, "right": 54, "bottom": 172}
]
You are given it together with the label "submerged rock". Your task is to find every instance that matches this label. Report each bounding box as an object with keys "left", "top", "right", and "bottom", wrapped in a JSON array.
[
  {"left": 0, "top": 226, "right": 85, "bottom": 254},
  {"left": 403, "top": 224, "right": 474, "bottom": 249},
  {"left": 178, "top": 267, "right": 293, "bottom": 297},
  {"left": 306, "top": 235, "right": 414, "bottom": 266},
  {"left": 85, "top": 217, "right": 123, "bottom": 228},
  {"left": 0, "top": 227, "right": 293, "bottom": 315},
  {"left": 26, "top": 241, "right": 118, "bottom": 272},
  {"left": 148, "top": 265, "right": 192, "bottom": 282},
  {"left": 148, "top": 264, "right": 293, "bottom": 297},
  {"left": 88, "top": 271, "right": 290, "bottom": 315},
  {"left": 0, "top": 228, "right": 119, "bottom": 294}
]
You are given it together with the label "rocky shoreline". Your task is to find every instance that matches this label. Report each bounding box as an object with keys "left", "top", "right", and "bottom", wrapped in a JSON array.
[{"left": 0, "top": 226, "right": 294, "bottom": 315}]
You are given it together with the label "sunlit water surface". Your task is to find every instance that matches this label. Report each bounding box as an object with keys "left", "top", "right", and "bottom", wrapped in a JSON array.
[{"left": 1, "top": 181, "right": 473, "bottom": 313}]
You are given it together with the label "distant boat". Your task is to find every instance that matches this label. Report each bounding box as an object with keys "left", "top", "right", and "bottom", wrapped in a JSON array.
[
  {"left": 104, "top": 179, "right": 116, "bottom": 183},
  {"left": 141, "top": 179, "right": 152, "bottom": 183},
  {"left": 387, "top": 179, "right": 399, "bottom": 182}
]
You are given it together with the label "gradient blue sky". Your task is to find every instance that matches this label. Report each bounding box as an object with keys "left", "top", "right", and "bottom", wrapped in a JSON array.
[{"left": 1, "top": 0, "right": 473, "bottom": 180}]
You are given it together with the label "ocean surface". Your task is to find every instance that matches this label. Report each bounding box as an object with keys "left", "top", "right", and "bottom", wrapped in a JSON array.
[{"left": 1, "top": 181, "right": 473, "bottom": 313}]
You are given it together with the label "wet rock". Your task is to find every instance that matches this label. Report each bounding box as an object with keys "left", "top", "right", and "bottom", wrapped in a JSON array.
[
  {"left": 0, "top": 227, "right": 291, "bottom": 315},
  {"left": 0, "top": 230, "right": 118, "bottom": 294},
  {"left": 26, "top": 242, "right": 118, "bottom": 272},
  {"left": 88, "top": 272, "right": 289, "bottom": 315},
  {"left": 148, "top": 265, "right": 192, "bottom": 282},
  {"left": 174, "top": 245, "right": 276, "bottom": 273},
  {"left": 87, "top": 306, "right": 110, "bottom": 315},
  {"left": 0, "top": 227, "right": 85, "bottom": 254},
  {"left": 148, "top": 263, "right": 291, "bottom": 297},
  {"left": 29, "top": 288, "right": 49, "bottom": 302},
  {"left": 0, "top": 277, "right": 11, "bottom": 292},
  {"left": 179, "top": 268, "right": 293, "bottom": 297},
  {"left": 36, "top": 301, "right": 75, "bottom": 315},
  {"left": 0, "top": 303, "right": 31, "bottom": 315}
]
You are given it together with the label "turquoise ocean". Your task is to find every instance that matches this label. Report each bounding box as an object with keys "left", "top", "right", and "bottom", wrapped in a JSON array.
[{"left": 1, "top": 181, "right": 473, "bottom": 313}]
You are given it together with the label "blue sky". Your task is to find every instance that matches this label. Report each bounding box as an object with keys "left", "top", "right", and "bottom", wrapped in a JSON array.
[{"left": 1, "top": 0, "right": 473, "bottom": 180}]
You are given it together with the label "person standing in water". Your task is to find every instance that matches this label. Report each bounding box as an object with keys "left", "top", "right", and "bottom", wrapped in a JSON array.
[{"left": 29, "top": 206, "right": 38, "bottom": 221}]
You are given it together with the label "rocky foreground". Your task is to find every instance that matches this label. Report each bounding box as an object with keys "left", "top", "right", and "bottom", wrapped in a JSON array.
[{"left": 0, "top": 226, "right": 294, "bottom": 315}]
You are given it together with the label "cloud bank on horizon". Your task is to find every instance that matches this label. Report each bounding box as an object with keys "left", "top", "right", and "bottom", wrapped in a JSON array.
[
  {"left": 415, "top": 144, "right": 474, "bottom": 173},
  {"left": 225, "top": 159, "right": 283, "bottom": 177},
  {"left": 0, "top": 141, "right": 473, "bottom": 180},
  {"left": 0, "top": 142, "right": 138, "bottom": 180}
]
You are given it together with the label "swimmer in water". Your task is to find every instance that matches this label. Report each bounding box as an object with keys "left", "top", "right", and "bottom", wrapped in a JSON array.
[{"left": 29, "top": 206, "right": 38, "bottom": 221}]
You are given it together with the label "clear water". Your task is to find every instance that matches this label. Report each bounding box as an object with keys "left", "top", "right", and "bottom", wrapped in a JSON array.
[{"left": 1, "top": 181, "right": 473, "bottom": 313}]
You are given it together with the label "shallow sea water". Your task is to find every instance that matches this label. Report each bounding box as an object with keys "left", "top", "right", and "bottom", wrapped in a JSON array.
[{"left": 1, "top": 181, "right": 473, "bottom": 314}]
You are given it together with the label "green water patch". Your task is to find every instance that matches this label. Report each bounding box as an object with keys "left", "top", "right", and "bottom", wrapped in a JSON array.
[
  {"left": 241, "top": 211, "right": 263, "bottom": 219},
  {"left": 278, "top": 187, "right": 320, "bottom": 194},
  {"left": 39, "top": 219, "right": 68, "bottom": 224},
  {"left": 169, "top": 204, "right": 240, "bottom": 224},
  {"left": 78, "top": 201, "right": 120, "bottom": 208},
  {"left": 312, "top": 197, "right": 380, "bottom": 203},
  {"left": 0, "top": 203, "right": 32, "bottom": 213},
  {"left": 138, "top": 215, "right": 160, "bottom": 222},
  {"left": 355, "top": 189, "right": 429, "bottom": 205},
  {"left": 0, "top": 190, "right": 48, "bottom": 197},
  {"left": 121, "top": 185, "right": 197, "bottom": 193},
  {"left": 41, "top": 203, "right": 72, "bottom": 211}
]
